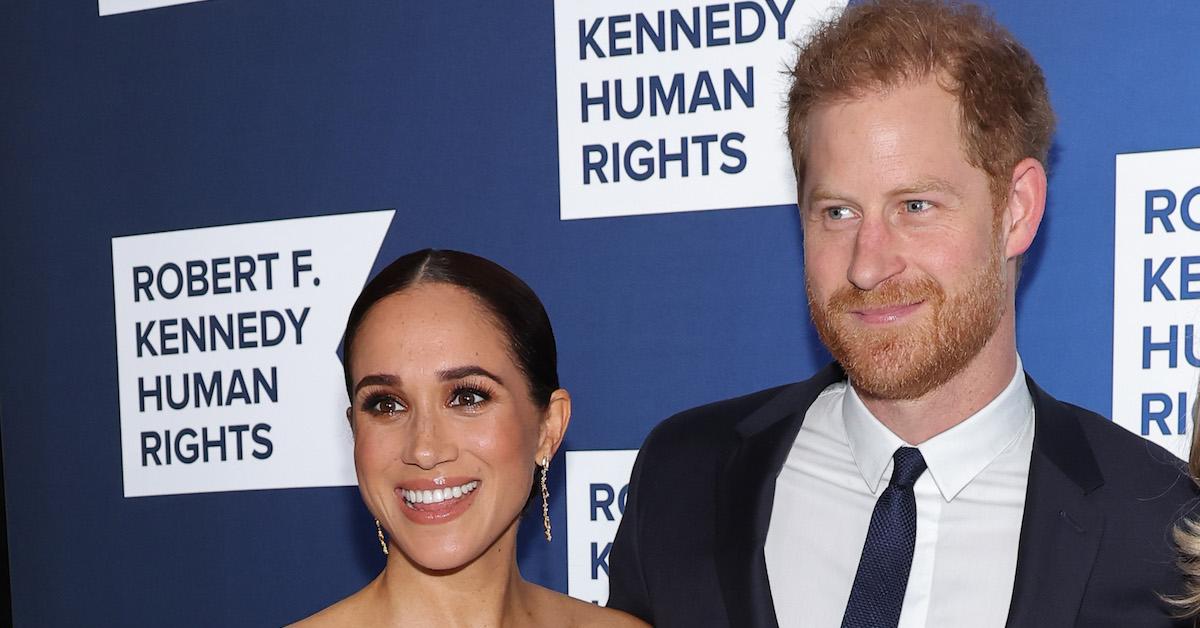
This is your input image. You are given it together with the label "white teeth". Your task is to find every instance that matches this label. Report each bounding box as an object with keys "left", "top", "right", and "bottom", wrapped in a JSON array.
[{"left": 403, "top": 481, "right": 479, "bottom": 506}]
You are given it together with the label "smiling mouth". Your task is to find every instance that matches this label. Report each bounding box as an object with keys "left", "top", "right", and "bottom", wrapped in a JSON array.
[
  {"left": 851, "top": 301, "right": 925, "bottom": 323},
  {"left": 400, "top": 480, "right": 479, "bottom": 507}
]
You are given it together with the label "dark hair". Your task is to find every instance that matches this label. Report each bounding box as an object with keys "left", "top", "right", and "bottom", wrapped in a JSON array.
[{"left": 341, "top": 249, "right": 560, "bottom": 407}]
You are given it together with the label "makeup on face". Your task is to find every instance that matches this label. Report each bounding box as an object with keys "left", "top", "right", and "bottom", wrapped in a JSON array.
[{"left": 348, "top": 283, "right": 546, "bottom": 570}]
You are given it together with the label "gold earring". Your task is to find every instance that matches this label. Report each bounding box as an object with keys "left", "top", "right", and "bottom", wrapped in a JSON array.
[
  {"left": 375, "top": 519, "right": 389, "bottom": 556},
  {"left": 540, "top": 456, "right": 552, "bottom": 542}
]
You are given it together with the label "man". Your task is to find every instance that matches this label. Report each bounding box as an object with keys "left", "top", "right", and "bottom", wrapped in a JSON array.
[{"left": 606, "top": 1, "right": 1197, "bottom": 627}]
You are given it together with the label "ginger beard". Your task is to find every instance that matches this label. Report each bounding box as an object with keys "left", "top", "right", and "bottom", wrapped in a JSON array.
[{"left": 807, "top": 231, "right": 1008, "bottom": 401}]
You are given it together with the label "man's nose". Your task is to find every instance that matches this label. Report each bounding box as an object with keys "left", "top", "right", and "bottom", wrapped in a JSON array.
[{"left": 847, "top": 215, "right": 905, "bottom": 291}]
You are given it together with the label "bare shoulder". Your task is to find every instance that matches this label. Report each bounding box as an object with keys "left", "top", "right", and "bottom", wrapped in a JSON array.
[
  {"left": 534, "top": 587, "right": 651, "bottom": 627},
  {"left": 286, "top": 587, "right": 373, "bottom": 628}
]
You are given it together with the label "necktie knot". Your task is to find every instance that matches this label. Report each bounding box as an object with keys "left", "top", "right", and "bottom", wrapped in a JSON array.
[{"left": 889, "top": 447, "right": 927, "bottom": 488}]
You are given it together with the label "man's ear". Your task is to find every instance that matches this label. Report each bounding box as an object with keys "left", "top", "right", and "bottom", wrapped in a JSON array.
[
  {"left": 537, "top": 389, "right": 572, "bottom": 463},
  {"left": 1003, "top": 157, "right": 1047, "bottom": 260}
]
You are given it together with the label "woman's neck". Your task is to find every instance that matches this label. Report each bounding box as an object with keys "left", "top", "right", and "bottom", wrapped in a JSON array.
[{"left": 367, "top": 524, "right": 534, "bottom": 627}]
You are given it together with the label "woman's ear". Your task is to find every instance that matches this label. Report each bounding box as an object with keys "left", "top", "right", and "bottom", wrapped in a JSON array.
[{"left": 537, "top": 389, "right": 572, "bottom": 462}]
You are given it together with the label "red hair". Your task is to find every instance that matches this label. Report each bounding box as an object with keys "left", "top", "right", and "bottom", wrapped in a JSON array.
[{"left": 786, "top": 0, "right": 1055, "bottom": 206}]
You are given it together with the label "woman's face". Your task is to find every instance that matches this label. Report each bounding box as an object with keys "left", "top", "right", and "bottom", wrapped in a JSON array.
[{"left": 348, "top": 282, "right": 561, "bottom": 571}]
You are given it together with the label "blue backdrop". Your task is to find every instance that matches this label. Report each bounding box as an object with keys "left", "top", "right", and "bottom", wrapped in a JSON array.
[{"left": 2, "top": 1, "right": 1199, "bottom": 625}]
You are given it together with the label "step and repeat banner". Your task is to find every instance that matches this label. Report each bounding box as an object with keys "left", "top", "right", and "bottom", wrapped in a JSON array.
[{"left": 1, "top": 1, "right": 1198, "bottom": 626}]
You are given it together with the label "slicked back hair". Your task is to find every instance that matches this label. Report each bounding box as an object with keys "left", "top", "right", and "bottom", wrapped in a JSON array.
[{"left": 341, "top": 249, "right": 559, "bottom": 409}]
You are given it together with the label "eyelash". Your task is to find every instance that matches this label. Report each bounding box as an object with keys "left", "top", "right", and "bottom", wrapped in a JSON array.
[
  {"left": 358, "top": 381, "right": 495, "bottom": 416},
  {"left": 361, "top": 392, "right": 404, "bottom": 415},
  {"left": 449, "top": 381, "right": 494, "bottom": 409}
]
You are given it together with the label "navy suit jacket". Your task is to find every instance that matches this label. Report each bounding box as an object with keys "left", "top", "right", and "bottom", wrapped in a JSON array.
[{"left": 607, "top": 363, "right": 1198, "bottom": 627}]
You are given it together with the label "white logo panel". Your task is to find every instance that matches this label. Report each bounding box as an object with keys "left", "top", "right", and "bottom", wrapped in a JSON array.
[
  {"left": 99, "top": 0, "right": 210, "bottom": 16},
  {"left": 112, "top": 210, "right": 394, "bottom": 496},
  {"left": 554, "top": 0, "right": 847, "bottom": 220},
  {"left": 1113, "top": 147, "right": 1200, "bottom": 457},
  {"left": 566, "top": 449, "right": 638, "bottom": 604}
]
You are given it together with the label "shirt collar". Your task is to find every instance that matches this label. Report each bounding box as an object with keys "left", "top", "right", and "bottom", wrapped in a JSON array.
[{"left": 843, "top": 356, "right": 1034, "bottom": 501}]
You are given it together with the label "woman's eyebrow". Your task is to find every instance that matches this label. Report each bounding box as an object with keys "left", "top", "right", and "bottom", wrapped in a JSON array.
[
  {"left": 354, "top": 373, "right": 399, "bottom": 394},
  {"left": 438, "top": 365, "right": 504, "bottom": 385}
]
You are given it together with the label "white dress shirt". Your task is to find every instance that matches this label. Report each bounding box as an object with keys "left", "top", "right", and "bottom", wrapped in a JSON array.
[{"left": 765, "top": 360, "right": 1035, "bottom": 628}]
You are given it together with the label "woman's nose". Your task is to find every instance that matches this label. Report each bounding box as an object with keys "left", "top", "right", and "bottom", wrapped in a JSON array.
[{"left": 399, "top": 411, "right": 458, "bottom": 470}]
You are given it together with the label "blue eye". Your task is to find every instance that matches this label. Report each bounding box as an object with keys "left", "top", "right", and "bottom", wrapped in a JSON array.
[
  {"left": 826, "top": 206, "right": 854, "bottom": 220},
  {"left": 904, "top": 200, "right": 932, "bottom": 213}
]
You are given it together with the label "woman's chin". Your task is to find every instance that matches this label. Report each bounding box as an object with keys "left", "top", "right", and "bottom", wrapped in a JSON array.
[
  {"left": 395, "top": 537, "right": 483, "bottom": 573},
  {"left": 409, "top": 552, "right": 476, "bottom": 574}
]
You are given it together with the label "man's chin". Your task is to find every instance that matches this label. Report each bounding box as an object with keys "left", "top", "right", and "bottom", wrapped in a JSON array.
[
  {"left": 847, "top": 367, "right": 944, "bottom": 401},
  {"left": 837, "top": 343, "right": 946, "bottom": 401}
]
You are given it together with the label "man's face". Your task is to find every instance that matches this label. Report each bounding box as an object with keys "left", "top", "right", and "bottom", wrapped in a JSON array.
[{"left": 800, "top": 78, "right": 1009, "bottom": 400}]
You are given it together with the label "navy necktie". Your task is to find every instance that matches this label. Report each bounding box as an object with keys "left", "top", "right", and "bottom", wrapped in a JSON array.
[{"left": 840, "top": 446, "right": 928, "bottom": 628}]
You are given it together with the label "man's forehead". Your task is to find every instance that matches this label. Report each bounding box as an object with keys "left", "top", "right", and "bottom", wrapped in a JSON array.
[{"left": 799, "top": 80, "right": 971, "bottom": 189}]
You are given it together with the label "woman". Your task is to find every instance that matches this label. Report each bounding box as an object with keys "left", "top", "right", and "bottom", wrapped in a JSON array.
[
  {"left": 1175, "top": 384, "right": 1200, "bottom": 621},
  {"left": 294, "top": 249, "right": 647, "bottom": 627}
]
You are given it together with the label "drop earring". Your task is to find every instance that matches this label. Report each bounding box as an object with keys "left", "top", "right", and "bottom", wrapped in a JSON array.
[
  {"left": 540, "top": 456, "right": 552, "bottom": 542},
  {"left": 375, "top": 519, "right": 389, "bottom": 556}
]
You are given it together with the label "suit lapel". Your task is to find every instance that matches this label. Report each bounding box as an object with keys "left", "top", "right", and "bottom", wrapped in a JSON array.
[
  {"left": 1005, "top": 377, "right": 1105, "bottom": 628},
  {"left": 714, "top": 363, "right": 845, "bottom": 628}
]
